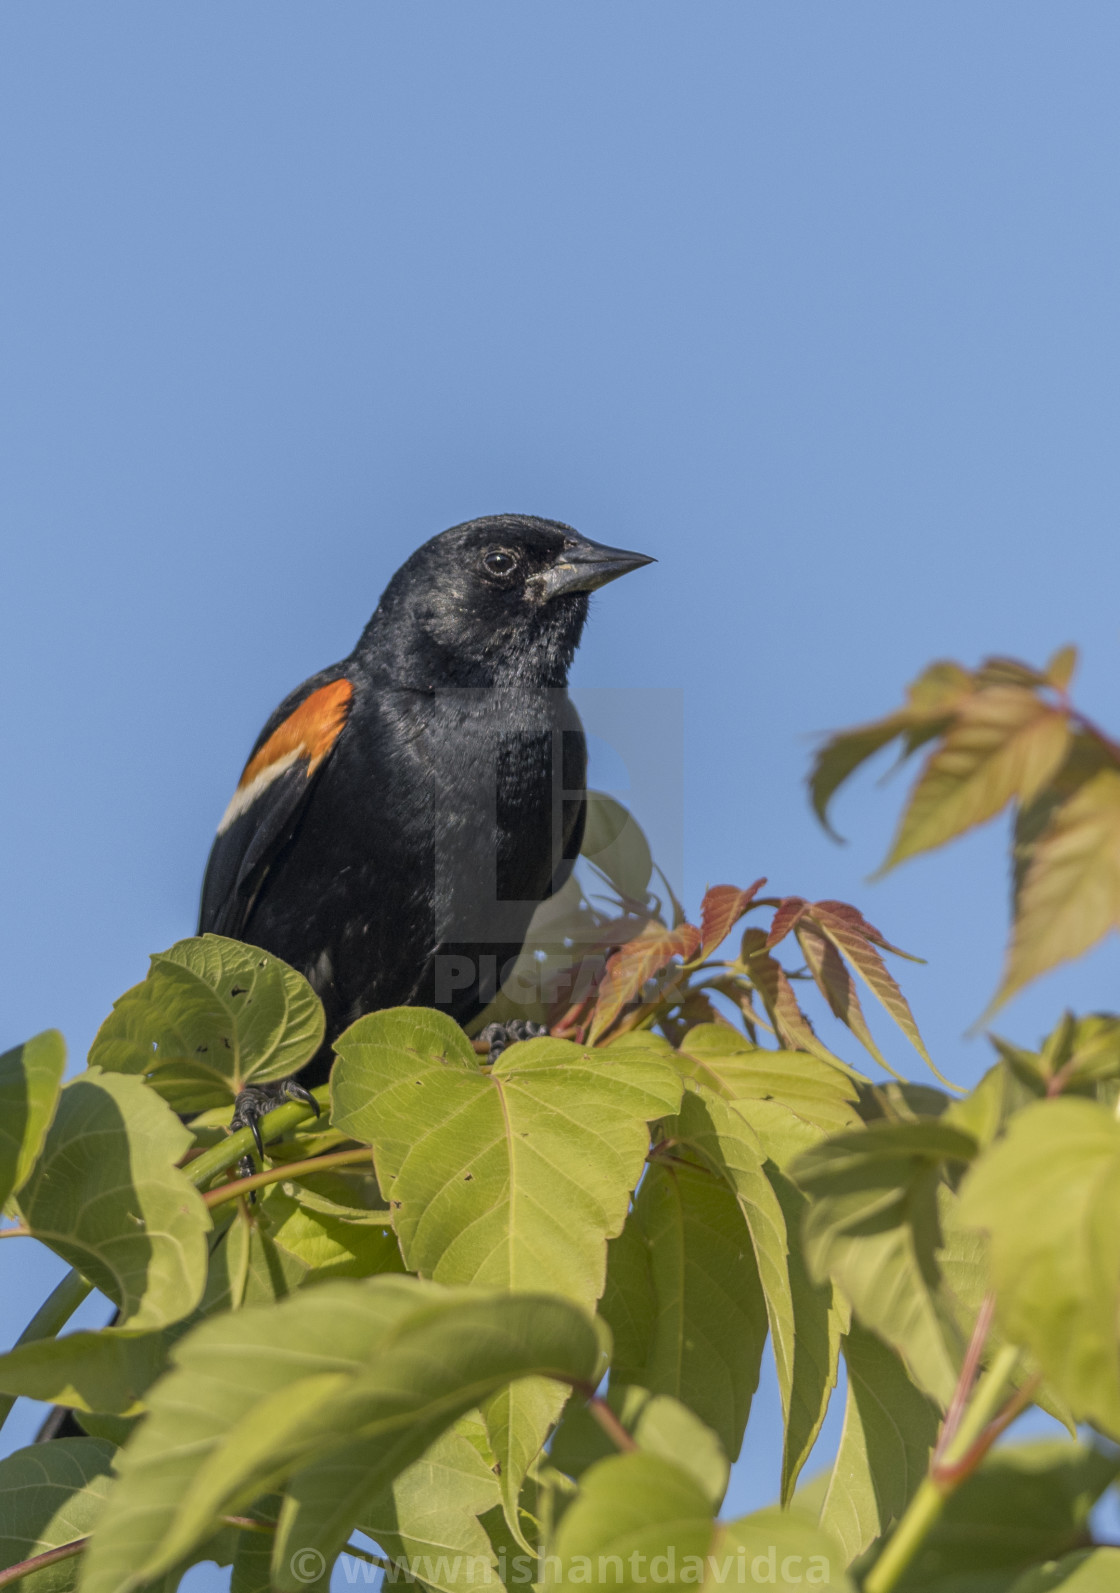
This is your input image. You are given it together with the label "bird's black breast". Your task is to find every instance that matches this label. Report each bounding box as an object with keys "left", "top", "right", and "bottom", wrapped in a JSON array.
[{"left": 232, "top": 678, "right": 586, "bottom": 1045}]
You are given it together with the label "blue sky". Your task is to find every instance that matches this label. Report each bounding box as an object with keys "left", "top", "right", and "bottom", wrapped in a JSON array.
[{"left": 2, "top": 4, "right": 1119, "bottom": 1583}]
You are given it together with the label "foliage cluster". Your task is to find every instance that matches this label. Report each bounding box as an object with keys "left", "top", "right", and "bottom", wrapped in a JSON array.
[{"left": 2, "top": 650, "right": 1120, "bottom": 1593}]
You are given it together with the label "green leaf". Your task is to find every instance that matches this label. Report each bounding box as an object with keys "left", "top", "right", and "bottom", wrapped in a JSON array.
[
  {"left": 16, "top": 1068, "right": 211, "bottom": 1330},
  {"left": 880, "top": 687, "right": 1071, "bottom": 871},
  {"left": 818, "top": 1319, "right": 941, "bottom": 1564},
  {"left": 959, "top": 1098, "right": 1120, "bottom": 1436},
  {"left": 581, "top": 791, "right": 654, "bottom": 903},
  {"left": 332, "top": 1011, "right": 679, "bottom": 1531},
  {"left": 598, "top": 1214, "right": 656, "bottom": 1383},
  {"left": 79, "top": 1277, "right": 605, "bottom": 1593},
  {"left": 674, "top": 1025, "right": 861, "bottom": 1134},
  {"left": 991, "top": 769, "right": 1120, "bottom": 1019},
  {"left": 663, "top": 1041, "right": 847, "bottom": 1500},
  {"left": 257, "top": 1185, "right": 405, "bottom": 1282},
  {"left": 770, "top": 1161, "right": 847, "bottom": 1504},
  {"left": 1011, "top": 732, "right": 1112, "bottom": 912},
  {"left": 197, "top": 1206, "right": 308, "bottom": 1313},
  {"left": 623, "top": 1160, "right": 768, "bottom": 1467},
  {"left": 551, "top": 1388, "right": 729, "bottom": 1505},
  {"left": 810, "top": 714, "right": 912, "bottom": 842},
  {"left": 479, "top": 1377, "right": 568, "bottom": 1552},
  {"left": 713, "top": 1507, "right": 856, "bottom": 1592},
  {"left": 667, "top": 1088, "right": 798, "bottom": 1476},
  {"left": 946, "top": 1058, "right": 1042, "bottom": 1151},
  {"left": 809, "top": 660, "right": 975, "bottom": 842},
  {"left": 890, "top": 1439, "right": 1120, "bottom": 1590},
  {"left": 547, "top": 1452, "right": 715, "bottom": 1590},
  {"left": 0, "top": 1329, "right": 169, "bottom": 1416},
  {"left": 357, "top": 1422, "right": 503, "bottom": 1593},
  {"left": 793, "top": 1120, "right": 977, "bottom": 1406},
  {"left": 0, "top": 1030, "right": 65, "bottom": 1209},
  {"left": 1008, "top": 1550, "right": 1120, "bottom": 1593},
  {"left": 0, "top": 1439, "right": 115, "bottom": 1593},
  {"left": 1035, "top": 1012, "right": 1120, "bottom": 1091},
  {"left": 229, "top": 1495, "right": 295, "bottom": 1593},
  {"left": 89, "top": 934, "right": 325, "bottom": 1111}
]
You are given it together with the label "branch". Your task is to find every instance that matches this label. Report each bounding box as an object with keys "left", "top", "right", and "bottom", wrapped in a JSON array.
[
  {"left": 0, "top": 1515, "right": 393, "bottom": 1589},
  {"left": 0, "top": 1536, "right": 89, "bottom": 1588},
  {"left": 183, "top": 1084, "right": 331, "bottom": 1191},
  {"left": 584, "top": 1393, "right": 638, "bottom": 1453},
  {"left": 934, "top": 1293, "right": 994, "bottom": 1462},
  {"left": 863, "top": 1343, "right": 1022, "bottom": 1593},
  {"left": 202, "top": 1146, "right": 376, "bottom": 1210}
]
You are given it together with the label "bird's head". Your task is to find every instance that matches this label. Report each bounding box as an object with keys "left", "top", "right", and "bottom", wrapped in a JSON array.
[{"left": 366, "top": 515, "right": 654, "bottom": 686}]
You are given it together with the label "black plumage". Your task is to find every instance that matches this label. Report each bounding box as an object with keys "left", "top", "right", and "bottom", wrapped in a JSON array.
[{"left": 199, "top": 514, "right": 653, "bottom": 1091}]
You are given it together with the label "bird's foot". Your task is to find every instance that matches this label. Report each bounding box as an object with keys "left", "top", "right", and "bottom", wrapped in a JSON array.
[
  {"left": 230, "top": 1078, "right": 321, "bottom": 1185},
  {"left": 477, "top": 1019, "right": 550, "bottom": 1064}
]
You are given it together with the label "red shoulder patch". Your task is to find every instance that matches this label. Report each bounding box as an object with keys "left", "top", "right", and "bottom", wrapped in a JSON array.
[
  {"left": 218, "top": 679, "right": 353, "bottom": 834},
  {"left": 239, "top": 678, "right": 353, "bottom": 791}
]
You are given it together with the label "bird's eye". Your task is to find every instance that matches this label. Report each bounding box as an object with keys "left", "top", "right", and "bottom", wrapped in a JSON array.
[{"left": 483, "top": 549, "right": 518, "bottom": 577}]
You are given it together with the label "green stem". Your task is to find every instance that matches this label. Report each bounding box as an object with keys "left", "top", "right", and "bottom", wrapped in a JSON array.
[
  {"left": 863, "top": 1344, "right": 1021, "bottom": 1593},
  {"left": 184, "top": 1085, "right": 331, "bottom": 1191},
  {"left": 203, "top": 1146, "right": 375, "bottom": 1209},
  {"left": 0, "top": 1268, "right": 95, "bottom": 1434}
]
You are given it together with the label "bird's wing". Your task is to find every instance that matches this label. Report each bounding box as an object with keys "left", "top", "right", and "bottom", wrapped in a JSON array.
[{"left": 198, "top": 669, "right": 355, "bottom": 939}]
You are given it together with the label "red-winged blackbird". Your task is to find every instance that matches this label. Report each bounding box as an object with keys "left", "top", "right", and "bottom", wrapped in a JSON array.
[{"left": 198, "top": 514, "right": 652, "bottom": 1137}]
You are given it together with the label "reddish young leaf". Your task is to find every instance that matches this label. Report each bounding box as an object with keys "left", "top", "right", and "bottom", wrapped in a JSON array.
[
  {"left": 811, "top": 900, "right": 921, "bottom": 962},
  {"left": 809, "top": 904, "right": 953, "bottom": 1089},
  {"left": 766, "top": 897, "right": 809, "bottom": 951},
  {"left": 587, "top": 923, "right": 702, "bottom": 1044},
  {"left": 795, "top": 919, "right": 895, "bottom": 1080},
  {"left": 740, "top": 929, "right": 843, "bottom": 1069},
  {"left": 551, "top": 990, "right": 594, "bottom": 1040},
  {"left": 699, "top": 879, "right": 766, "bottom": 958}
]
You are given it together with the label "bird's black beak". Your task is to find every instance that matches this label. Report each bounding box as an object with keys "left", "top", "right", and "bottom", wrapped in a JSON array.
[{"left": 537, "top": 538, "right": 656, "bottom": 601}]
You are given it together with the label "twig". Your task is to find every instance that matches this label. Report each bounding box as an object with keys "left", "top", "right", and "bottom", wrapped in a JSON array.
[
  {"left": 863, "top": 1343, "right": 1022, "bottom": 1593},
  {"left": 0, "top": 1517, "right": 391, "bottom": 1589},
  {"left": 183, "top": 1085, "right": 331, "bottom": 1191},
  {"left": 934, "top": 1294, "right": 995, "bottom": 1462},
  {"left": 932, "top": 1372, "right": 1042, "bottom": 1488},
  {"left": 0, "top": 1536, "right": 89, "bottom": 1588},
  {"left": 585, "top": 1394, "right": 638, "bottom": 1453},
  {"left": 203, "top": 1147, "right": 375, "bottom": 1209}
]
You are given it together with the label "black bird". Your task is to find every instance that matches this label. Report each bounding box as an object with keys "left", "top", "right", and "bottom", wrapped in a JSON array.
[{"left": 199, "top": 514, "right": 653, "bottom": 1135}]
